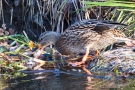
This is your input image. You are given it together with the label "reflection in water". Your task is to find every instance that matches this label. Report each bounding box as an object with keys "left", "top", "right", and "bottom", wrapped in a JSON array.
[
  {"left": 0, "top": 67, "right": 132, "bottom": 90},
  {"left": 82, "top": 66, "right": 92, "bottom": 82},
  {"left": 5, "top": 74, "right": 92, "bottom": 90},
  {"left": 0, "top": 67, "right": 93, "bottom": 90}
]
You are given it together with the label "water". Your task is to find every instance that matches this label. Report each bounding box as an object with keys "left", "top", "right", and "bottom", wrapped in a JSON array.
[
  {"left": 1, "top": 74, "right": 92, "bottom": 90},
  {"left": 1, "top": 69, "right": 135, "bottom": 90}
]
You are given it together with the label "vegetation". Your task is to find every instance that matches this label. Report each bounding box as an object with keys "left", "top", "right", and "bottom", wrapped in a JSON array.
[{"left": 0, "top": 0, "right": 135, "bottom": 90}]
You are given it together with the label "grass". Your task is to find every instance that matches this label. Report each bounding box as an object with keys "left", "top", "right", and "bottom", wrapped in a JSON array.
[{"left": 0, "top": 0, "right": 135, "bottom": 88}]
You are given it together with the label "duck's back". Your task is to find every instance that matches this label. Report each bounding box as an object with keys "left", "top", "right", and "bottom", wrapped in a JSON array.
[
  {"left": 55, "top": 20, "right": 102, "bottom": 55},
  {"left": 55, "top": 19, "right": 126, "bottom": 55},
  {"left": 56, "top": 28, "right": 101, "bottom": 55}
]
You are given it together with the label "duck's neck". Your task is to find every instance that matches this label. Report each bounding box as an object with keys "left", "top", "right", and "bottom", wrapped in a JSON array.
[
  {"left": 50, "top": 33, "right": 61, "bottom": 45},
  {"left": 40, "top": 32, "right": 61, "bottom": 46}
]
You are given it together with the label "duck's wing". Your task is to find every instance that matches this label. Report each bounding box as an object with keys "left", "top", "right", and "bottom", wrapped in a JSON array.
[
  {"left": 69, "top": 19, "right": 127, "bottom": 34},
  {"left": 56, "top": 19, "right": 126, "bottom": 55},
  {"left": 56, "top": 28, "right": 101, "bottom": 55},
  {"left": 56, "top": 21, "right": 101, "bottom": 55},
  {"left": 95, "top": 20, "right": 127, "bottom": 32}
]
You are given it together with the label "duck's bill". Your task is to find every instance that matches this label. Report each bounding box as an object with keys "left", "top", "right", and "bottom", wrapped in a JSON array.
[{"left": 37, "top": 44, "right": 43, "bottom": 49}]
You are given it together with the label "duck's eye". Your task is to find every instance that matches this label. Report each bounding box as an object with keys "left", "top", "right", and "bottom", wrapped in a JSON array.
[
  {"left": 38, "top": 32, "right": 47, "bottom": 42},
  {"left": 38, "top": 37, "right": 43, "bottom": 42}
]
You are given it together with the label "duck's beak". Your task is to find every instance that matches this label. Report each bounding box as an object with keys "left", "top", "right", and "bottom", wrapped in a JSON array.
[{"left": 37, "top": 44, "right": 42, "bottom": 49}]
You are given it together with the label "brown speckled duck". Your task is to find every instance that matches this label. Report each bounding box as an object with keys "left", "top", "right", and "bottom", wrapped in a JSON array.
[{"left": 38, "top": 19, "right": 134, "bottom": 65}]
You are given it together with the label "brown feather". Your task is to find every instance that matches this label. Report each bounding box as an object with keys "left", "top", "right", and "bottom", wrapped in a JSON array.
[{"left": 38, "top": 19, "right": 127, "bottom": 55}]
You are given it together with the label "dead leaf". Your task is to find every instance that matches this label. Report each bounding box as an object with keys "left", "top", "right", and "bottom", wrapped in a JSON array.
[{"left": 29, "top": 40, "right": 35, "bottom": 50}]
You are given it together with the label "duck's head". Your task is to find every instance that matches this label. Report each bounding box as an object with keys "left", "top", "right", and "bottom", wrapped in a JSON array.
[{"left": 38, "top": 31, "right": 61, "bottom": 48}]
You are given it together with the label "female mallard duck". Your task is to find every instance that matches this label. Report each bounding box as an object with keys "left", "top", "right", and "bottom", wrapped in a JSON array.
[{"left": 38, "top": 19, "right": 135, "bottom": 65}]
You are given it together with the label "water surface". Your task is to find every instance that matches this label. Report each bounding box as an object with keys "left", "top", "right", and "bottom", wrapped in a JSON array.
[{"left": 1, "top": 69, "right": 135, "bottom": 90}]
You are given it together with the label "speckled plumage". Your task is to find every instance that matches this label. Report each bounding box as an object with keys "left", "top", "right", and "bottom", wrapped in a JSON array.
[{"left": 38, "top": 19, "right": 127, "bottom": 55}]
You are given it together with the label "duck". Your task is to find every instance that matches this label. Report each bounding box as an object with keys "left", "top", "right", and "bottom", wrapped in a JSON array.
[{"left": 38, "top": 19, "right": 135, "bottom": 65}]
